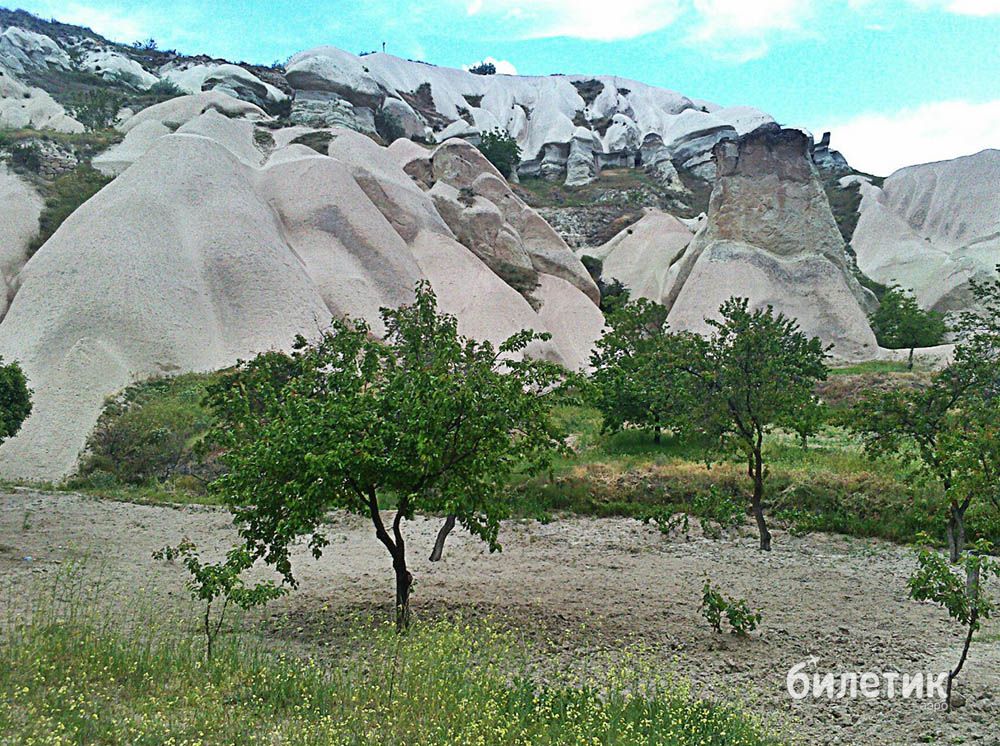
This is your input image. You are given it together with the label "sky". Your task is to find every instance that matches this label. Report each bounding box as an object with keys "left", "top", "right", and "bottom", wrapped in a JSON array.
[{"left": 16, "top": 0, "right": 1000, "bottom": 174}]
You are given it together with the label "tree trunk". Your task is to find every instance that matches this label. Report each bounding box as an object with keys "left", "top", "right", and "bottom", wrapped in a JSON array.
[
  {"left": 751, "top": 445, "right": 771, "bottom": 552},
  {"left": 394, "top": 559, "right": 412, "bottom": 632},
  {"left": 907, "top": 346, "right": 915, "bottom": 371},
  {"left": 947, "top": 500, "right": 968, "bottom": 563},
  {"left": 653, "top": 425, "right": 661, "bottom": 445},
  {"left": 429, "top": 515, "right": 456, "bottom": 562},
  {"left": 948, "top": 566, "right": 978, "bottom": 712}
]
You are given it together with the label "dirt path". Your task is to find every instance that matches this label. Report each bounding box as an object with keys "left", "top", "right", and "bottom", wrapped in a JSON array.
[{"left": 1, "top": 490, "right": 997, "bottom": 745}]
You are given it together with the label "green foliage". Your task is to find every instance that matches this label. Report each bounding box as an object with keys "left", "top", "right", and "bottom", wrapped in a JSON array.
[
  {"left": 0, "top": 357, "right": 32, "bottom": 443},
  {"left": 374, "top": 108, "right": 405, "bottom": 143},
  {"left": 701, "top": 579, "right": 762, "bottom": 635},
  {"left": 145, "top": 78, "right": 183, "bottom": 98},
  {"left": 869, "top": 285, "right": 947, "bottom": 368},
  {"left": 9, "top": 141, "right": 42, "bottom": 172},
  {"left": 589, "top": 298, "right": 696, "bottom": 441},
  {"left": 907, "top": 536, "right": 1000, "bottom": 709},
  {"left": 477, "top": 127, "right": 521, "bottom": 179},
  {"left": 682, "top": 298, "right": 830, "bottom": 550},
  {"left": 207, "top": 283, "right": 566, "bottom": 628},
  {"left": 164, "top": 539, "right": 285, "bottom": 659},
  {"left": 77, "top": 373, "right": 218, "bottom": 485},
  {"left": 30, "top": 165, "right": 112, "bottom": 255},
  {"left": 68, "top": 89, "right": 125, "bottom": 131},
  {"left": 0, "top": 587, "right": 782, "bottom": 745},
  {"left": 469, "top": 61, "right": 496, "bottom": 75},
  {"left": 579, "top": 254, "right": 630, "bottom": 310}
]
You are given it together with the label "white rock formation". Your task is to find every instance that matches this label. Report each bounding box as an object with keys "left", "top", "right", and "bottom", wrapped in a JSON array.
[
  {"left": 0, "top": 66, "right": 83, "bottom": 132},
  {"left": 284, "top": 46, "right": 775, "bottom": 185},
  {"left": 0, "top": 111, "right": 602, "bottom": 480},
  {"left": 0, "top": 166, "right": 41, "bottom": 316},
  {"left": 587, "top": 125, "right": 878, "bottom": 360},
  {"left": 81, "top": 50, "right": 159, "bottom": 88},
  {"left": 0, "top": 26, "right": 70, "bottom": 73},
  {"left": 161, "top": 62, "right": 289, "bottom": 109},
  {"left": 851, "top": 149, "right": 1000, "bottom": 312}
]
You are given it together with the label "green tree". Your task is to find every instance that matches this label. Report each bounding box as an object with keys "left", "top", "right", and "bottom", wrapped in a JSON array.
[
  {"left": 69, "top": 89, "right": 125, "bottom": 131},
  {"left": 682, "top": 298, "right": 829, "bottom": 551},
  {"left": 0, "top": 357, "right": 32, "bottom": 445},
  {"left": 869, "top": 285, "right": 947, "bottom": 369},
  {"left": 205, "top": 283, "right": 564, "bottom": 630},
  {"left": 477, "top": 128, "right": 521, "bottom": 179},
  {"left": 469, "top": 61, "right": 496, "bottom": 75},
  {"left": 908, "top": 537, "right": 999, "bottom": 710},
  {"left": 589, "top": 298, "right": 694, "bottom": 444}
]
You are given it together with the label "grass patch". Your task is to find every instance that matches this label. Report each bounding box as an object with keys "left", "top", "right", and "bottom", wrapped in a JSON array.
[
  {"left": 828, "top": 360, "right": 913, "bottom": 376},
  {"left": 0, "top": 578, "right": 783, "bottom": 746},
  {"left": 29, "top": 165, "right": 113, "bottom": 255}
]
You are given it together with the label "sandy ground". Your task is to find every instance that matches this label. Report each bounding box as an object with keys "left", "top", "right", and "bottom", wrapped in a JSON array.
[{"left": 1, "top": 489, "right": 998, "bottom": 746}]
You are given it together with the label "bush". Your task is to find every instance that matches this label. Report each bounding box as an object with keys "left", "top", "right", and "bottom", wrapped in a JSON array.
[
  {"left": 29, "top": 165, "right": 112, "bottom": 255},
  {"left": 374, "top": 108, "right": 405, "bottom": 143},
  {"left": 76, "top": 372, "right": 219, "bottom": 485},
  {"left": 8, "top": 141, "right": 41, "bottom": 172},
  {"left": 469, "top": 61, "right": 496, "bottom": 75},
  {"left": 477, "top": 127, "right": 521, "bottom": 179},
  {"left": 69, "top": 89, "right": 125, "bottom": 131},
  {"left": 146, "top": 78, "right": 183, "bottom": 98},
  {"left": 701, "top": 579, "right": 762, "bottom": 635}
]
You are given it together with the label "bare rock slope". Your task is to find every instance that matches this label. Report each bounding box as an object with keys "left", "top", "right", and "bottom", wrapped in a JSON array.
[
  {"left": 0, "top": 95, "right": 602, "bottom": 481},
  {"left": 851, "top": 149, "right": 1000, "bottom": 312}
]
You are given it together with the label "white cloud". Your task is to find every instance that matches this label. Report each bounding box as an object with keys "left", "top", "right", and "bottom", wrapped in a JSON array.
[
  {"left": 825, "top": 99, "right": 1000, "bottom": 175},
  {"left": 467, "top": 0, "right": 683, "bottom": 41},
  {"left": 910, "top": 0, "right": 1000, "bottom": 14},
  {"left": 33, "top": 2, "right": 152, "bottom": 42},
  {"left": 465, "top": 56, "right": 519, "bottom": 75}
]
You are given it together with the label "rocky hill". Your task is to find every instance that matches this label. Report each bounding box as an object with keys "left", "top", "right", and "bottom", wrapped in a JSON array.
[{"left": 0, "top": 9, "right": 994, "bottom": 480}]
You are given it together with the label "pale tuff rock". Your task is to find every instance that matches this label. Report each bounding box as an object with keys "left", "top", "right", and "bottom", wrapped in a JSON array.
[
  {"left": 588, "top": 125, "right": 878, "bottom": 359},
  {"left": 284, "top": 46, "right": 776, "bottom": 186},
  {"left": 161, "top": 62, "right": 289, "bottom": 109},
  {"left": 0, "top": 26, "right": 70, "bottom": 74},
  {"left": 851, "top": 149, "right": 1000, "bottom": 312},
  {"left": 0, "top": 166, "right": 42, "bottom": 317},
  {"left": 0, "top": 67, "right": 83, "bottom": 132},
  {"left": 0, "top": 113, "right": 601, "bottom": 480},
  {"left": 81, "top": 50, "right": 159, "bottom": 88}
]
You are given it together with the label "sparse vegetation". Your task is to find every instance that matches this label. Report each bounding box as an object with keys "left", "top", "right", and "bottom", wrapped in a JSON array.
[
  {"left": 68, "top": 89, "right": 126, "bottom": 131},
  {"left": 701, "top": 579, "right": 762, "bottom": 635},
  {"left": 468, "top": 61, "right": 496, "bottom": 75},
  {"left": 477, "top": 127, "right": 521, "bottom": 179},
  {"left": 29, "top": 165, "right": 113, "bottom": 255}
]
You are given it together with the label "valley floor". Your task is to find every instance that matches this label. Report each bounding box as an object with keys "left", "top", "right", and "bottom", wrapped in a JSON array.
[{"left": 2, "top": 489, "right": 998, "bottom": 746}]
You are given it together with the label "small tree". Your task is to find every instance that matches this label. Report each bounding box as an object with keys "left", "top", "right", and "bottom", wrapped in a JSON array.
[
  {"left": 908, "top": 537, "right": 999, "bottom": 710},
  {"left": 69, "top": 89, "right": 125, "bottom": 131},
  {"left": 469, "top": 61, "right": 496, "bottom": 75},
  {"left": 477, "top": 128, "right": 521, "bottom": 179},
  {"left": 589, "top": 298, "right": 694, "bottom": 444},
  {"left": 0, "top": 357, "right": 32, "bottom": 446},
  {"left": 869, "top": 285, "right": 947, "bottom": 369},
  {"left": 682, "top": 298, "right": 829, "bottom": 551},
  {"left": 206, "top": 283, "right": 564, "bottom": 630}
]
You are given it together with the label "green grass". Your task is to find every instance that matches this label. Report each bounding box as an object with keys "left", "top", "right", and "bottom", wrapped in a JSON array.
[
  {"left": 0, "top": 578, "right": 782, "bottom": 746},
  {"left": 29, "top": 164, "right": 114, "bottom": 255},
  {"left": 828, "top": 360, "right": 913, "bottom": 376}
]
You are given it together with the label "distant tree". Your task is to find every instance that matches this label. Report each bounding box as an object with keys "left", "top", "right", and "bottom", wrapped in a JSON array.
[
  {"left": 469, "top": 61, "right": 496, "bottom": 75},
  {"left": 477, "top": 128, "right": 521, "bottom": 179},
  {"left": 908, "top": 536, "right": 999, "bottom": 711},
  {"left": 146, "top": 78, "right": 184, "bottom": 99},
  {"left": 131, "top": 38, "right": 158, "bottom": 51},
  {"left": 869, "top": 285, "right": 947, "bottom": 369},
  {"left": 682, "top": 298, "right": 829, "bottom": 551},
  {"left": 589, "top": 298, "right": 695, "bottom": 444},
  {"left": 205, "top": 283, "right": 565, "bottom": 630},
  {"left": 0, "top": 357, "right": 31, "bottom": 446}
]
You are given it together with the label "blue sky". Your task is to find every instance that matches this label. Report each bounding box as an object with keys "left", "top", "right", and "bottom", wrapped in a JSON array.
[{"left": 18, "top": 0, "right": 1000, "bottom": 173}]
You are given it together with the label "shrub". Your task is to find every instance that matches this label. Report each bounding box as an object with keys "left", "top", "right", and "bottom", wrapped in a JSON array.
[
  {"left": 469, "top": 61, "right": 496, "bottom": 75},
  {"left": 69, "top": 89, "right": 125, "bottom": 131},
  {"left": 701, "top": 579, "right": 762, "bottom": 635},
  {"left": 477, "top": 127, "right": 521, "bottom": 179},
  {"left": 29, "top": 165, "right": 113, "bottom": 255},
  {"left": 374, "top": 108, "right": 405, "bottom": 143},
  {"left": 146, "top": 78, "right": 183, "bottom": 98},
  {"left": 77, "top": 373, "right": 218, "bottom": 485},
  {"left": 8, "top": 141, "right": 41, "bottom": 172}
]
